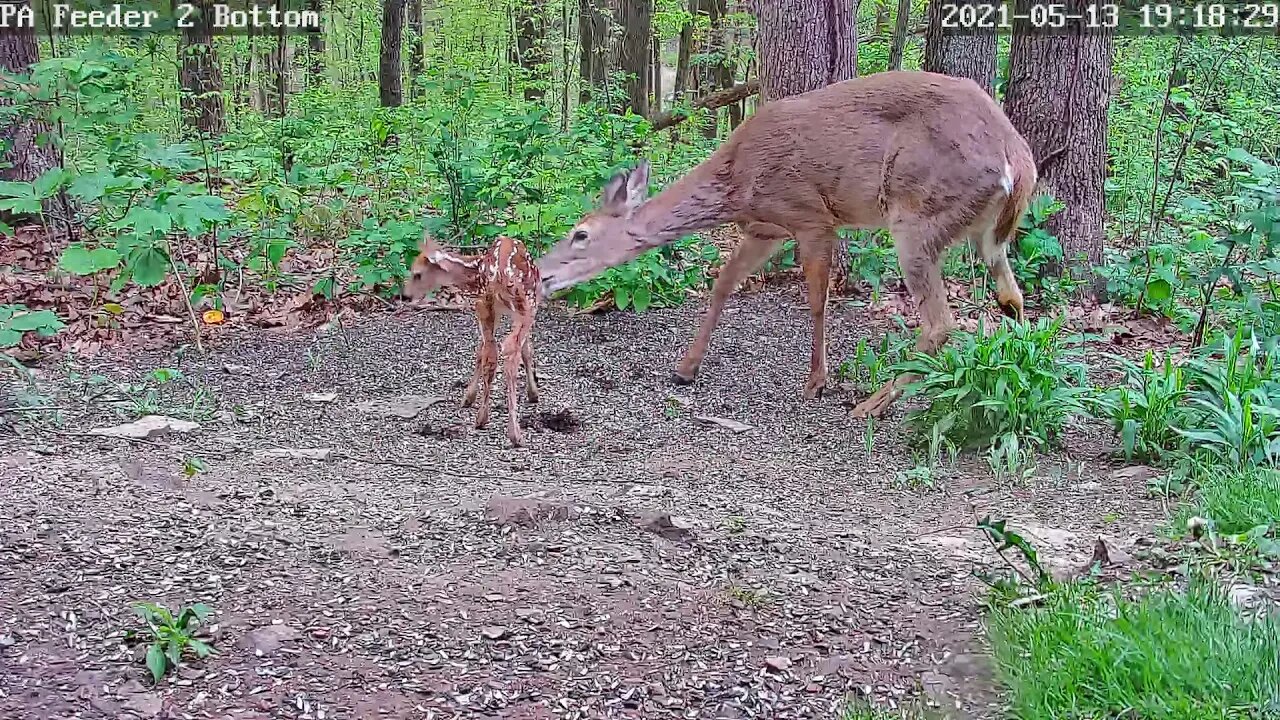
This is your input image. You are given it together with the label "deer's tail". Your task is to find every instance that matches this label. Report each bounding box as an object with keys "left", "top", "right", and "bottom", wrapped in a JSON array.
[{"left": 993, "top": 150, "right": 1038, "bottom": 246}]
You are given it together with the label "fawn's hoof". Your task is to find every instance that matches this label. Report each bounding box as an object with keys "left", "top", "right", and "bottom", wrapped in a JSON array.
[
  {"left": 802, "top": 377, "right": 827, "bottom": 400},
  {"left": 671, "top": 371, "right": 696, "bottom": 386}
]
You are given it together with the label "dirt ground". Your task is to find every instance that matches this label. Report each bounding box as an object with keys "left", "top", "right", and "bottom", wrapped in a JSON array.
[{"left": 0, "top": 287, "right": 1168, "bottom": 720}]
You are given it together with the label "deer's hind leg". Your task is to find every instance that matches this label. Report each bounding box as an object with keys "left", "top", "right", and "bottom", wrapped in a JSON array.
[
  {"left": 974, "top": 229, "right": 1025, "bottom": 321},
  {"left": 850, "top": 222, "right": 956, "bottom": 419},
  {"left": 521, "top": 335, "right": 539, "bottom": 403},
  {"left": 673, "top": 222, "right": 788, "bottom": 385},
  {"left": 469, "top": 297, "right": 500, "bottom": 429},
  {"left": 502, "top": 307, "right": 536, "bottom": 446},
  {"left": 796, "top": 227, "right": 837, "bottom": 400}
]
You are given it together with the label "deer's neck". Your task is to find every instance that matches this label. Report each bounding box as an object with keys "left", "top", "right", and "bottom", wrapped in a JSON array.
[{"left": 632, "top": 152, "right": 737, "bottom": 248}]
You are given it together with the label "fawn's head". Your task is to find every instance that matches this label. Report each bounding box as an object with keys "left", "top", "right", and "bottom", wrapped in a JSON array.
[
  {"left": 539, "top": 161, "right": 651, "bottom": 296},
  {"left": 404, "top": 231, "right": 477, "bottom": 298}
]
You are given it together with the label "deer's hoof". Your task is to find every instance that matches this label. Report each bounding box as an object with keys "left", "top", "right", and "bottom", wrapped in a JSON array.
[
  {"left": 802, "top": 378, "right": 826, "bottom": 400},
  {"left": 671, "top": 371, "right": 696, "bottom": 386},
  {"left": 507, "top": 431, "right": 525, "bottom": 447}
]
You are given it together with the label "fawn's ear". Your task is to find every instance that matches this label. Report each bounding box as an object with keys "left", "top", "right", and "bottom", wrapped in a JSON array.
[{"left": 624, "top": 160, "right": 650, "bottom": 210}]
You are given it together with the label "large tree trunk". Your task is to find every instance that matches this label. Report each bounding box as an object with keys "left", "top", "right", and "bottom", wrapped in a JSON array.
[
  {"left": 515, "top": 0, "right": 548, "bottom": 101},
  {"left": 923, "top": 0, "right": 996, "bottom": 95},
  {"left": 1005, "top": 0, "right": 1114, "bottom": 286},
  {"left": 308, "top": 0, "right": 326, "bottom": 80},
  {"left": 408, "top": 0, "right": 424, "bottom": 96},
  {"left": 753, "top": 0, "right": 859, "bottom": 291},
  {"left": 178, "top": 0, "right": 226, "bottom": 136},
  {"left": 674, "top": 0, "right": 694, "bottom": 102},
  {"left": 695, "top": 0, "right": 727, "bottom": 138},
  {"left": 0, "top": 0, "right": 58, "bottom": 185},
  {"left": 379, "top": 0, "right": 406, "bottom": 107},
  {"left": 578, "top": 0, "right": 611, "bottom": 103},
  {"left": 616, "top": 0, "right": 652, "bottom": 116},
  {"left": 887, "top": 0, "right": 911, "bottom": 70}
]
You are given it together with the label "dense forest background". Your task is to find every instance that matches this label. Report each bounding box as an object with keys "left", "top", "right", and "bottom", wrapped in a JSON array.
[{"left": 2, "top": 0, "right": 1277, "bottom": 348}]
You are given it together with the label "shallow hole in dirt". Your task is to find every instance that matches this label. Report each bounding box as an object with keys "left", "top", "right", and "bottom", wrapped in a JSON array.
[{"left": 521, "top": 408, "right": 582, "bottom": 433}]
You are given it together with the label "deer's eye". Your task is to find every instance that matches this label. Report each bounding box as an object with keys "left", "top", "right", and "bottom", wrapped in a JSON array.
[{"left": 571, "top": 230, "right": 589, "bottom": 245}]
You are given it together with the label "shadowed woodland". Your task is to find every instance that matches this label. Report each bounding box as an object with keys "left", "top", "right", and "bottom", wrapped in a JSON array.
[{"left": 2, "top": 0, "right": 1280, "bottom": 718}]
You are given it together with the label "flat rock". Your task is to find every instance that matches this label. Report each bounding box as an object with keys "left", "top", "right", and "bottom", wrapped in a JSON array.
[
  {"left": 484, "top": 494, "right": 579, "bottom": 528},
  {"left": 241, "top": 623, "right": 302, "bottom": 655},
  {"left": 480, "top": 625, "right": 508, "bottom": 640},
  {"left": 88, "top": 415, "right": 200, "bottom": 440},
  {"left": 354, "top": 395, "right": 447, "bottom": 419},
  {"left": 304, "top": 392, "right": 338, "bottom": 404},
  {"left": 637, "top": 512, "right": 697, "bottom": 542},
  {"left": 254, "top": 448, "right": 334, "bottom": 461},
  {"left": 694, "top": 415, "right": 753, "bottom": 434}
]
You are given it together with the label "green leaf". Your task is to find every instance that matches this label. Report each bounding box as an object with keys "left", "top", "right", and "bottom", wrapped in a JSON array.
[
  {"left": 614, "top": 287, "right": 631, "bottom": 310},
  {"left": 0, "top": 328, "right": 22, "bottom": 347},
  {"left": 129, "top": 247, "right": 169, "bottom": 287},
  {"left": 6, "top": 309, "right": 64, "bottom": 333},
  {"left": 186, "top": 638, "right": 214, "bottom": 658},
  {"left": 632, "top": 286, "right": 652, "bottom": 313},
  {"left": 33, "top": 168, "right": 69, "bottom": 198},
  {"left": 145, "top": 643, "right": 168, "bottom": 683},
  {"left": 1145, "top": 278, "right": 1173, "bottom": 304},
  {"left": 59, "top": 244, "right": 121, "bottom": 275}
]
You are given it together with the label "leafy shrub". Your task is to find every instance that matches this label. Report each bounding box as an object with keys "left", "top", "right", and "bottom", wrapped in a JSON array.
[
  {"left": 1178, "top": 466, "right": 1280, "bottom": 537},
  {"left": 1093, "top": 350, "right": 1189, "bottom": 463},
  {"left": 0, "top": 305, "right": 64, "bottom": 348},
  {"left": 896, "top": 316, "right": 1088, "bottom": 461},
  {"left": 128, "top": 602, "right": 215, "bottom": 683},
  {"left": 1175, "top": 328, "right": 1280, "bottom": 468}
]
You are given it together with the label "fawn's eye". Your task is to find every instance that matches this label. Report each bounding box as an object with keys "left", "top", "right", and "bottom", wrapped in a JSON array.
[
  {"left": 412, "top": 270, "right": 423, "bottom": 280},
  {"left": 571, "top": 230, "right": 589, "bottom": 245}
]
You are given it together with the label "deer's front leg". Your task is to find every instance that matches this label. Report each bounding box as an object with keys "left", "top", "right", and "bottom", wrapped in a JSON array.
[
  {"left": 521, "top": 335, "right": 539, "bottom": 403},
  {"left": 502, "top": 311, "right": 536, "bottom": 446},
  {"left": 797, "top": 229, "right": 836, "bottom": 400},
  {"left": 674, "top": 222, "right": 788, "bottom": 385},
  {"left": 469, "top": 297, "right": 498, "bottom": 426}
]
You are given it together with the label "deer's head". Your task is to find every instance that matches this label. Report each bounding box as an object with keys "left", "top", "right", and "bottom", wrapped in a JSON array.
[
  {"left": 538, "top": 161, "right": 651, "bottom": 296},
  {"left": 404, "top": 231, "right": 478, "bottom": 298}
]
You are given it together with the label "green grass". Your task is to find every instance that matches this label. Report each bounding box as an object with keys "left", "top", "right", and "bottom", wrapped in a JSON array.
[
  {"left": 1178, "top": 467, "right": 1280, "bottom": 535},
  {"left": 987, "top": 578, "right": 1280, "bottom": 720}
]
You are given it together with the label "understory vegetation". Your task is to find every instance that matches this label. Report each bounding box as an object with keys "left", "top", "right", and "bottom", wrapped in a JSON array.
[{"left": 3, "top": 1, "right": 1280, "bottom": 718}]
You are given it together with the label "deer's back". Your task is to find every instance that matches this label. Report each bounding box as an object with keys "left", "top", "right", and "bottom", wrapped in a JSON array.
[
  {"left": 478, "top": 236, "right": 540, "bottom": 313},
  {"left": 713, "top": 71, "right": 1034, "bottom": 231}
]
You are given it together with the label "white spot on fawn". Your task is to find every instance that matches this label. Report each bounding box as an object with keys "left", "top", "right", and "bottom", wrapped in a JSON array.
[{"left": 1000, "top": 161, "right": 1014, "bottom": 196}]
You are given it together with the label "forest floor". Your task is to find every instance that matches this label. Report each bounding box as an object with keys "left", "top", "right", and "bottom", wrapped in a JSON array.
[{"left": 0, "top": 285, "right": 1169, "bottom": 720}]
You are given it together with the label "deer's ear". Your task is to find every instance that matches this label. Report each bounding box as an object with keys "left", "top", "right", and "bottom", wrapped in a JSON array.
[
  {"left": 624, "top": 160, "right": 650, "bottom": 210},
  {"left": 600, "top": 170, "right": 630, "bottom": 210}
]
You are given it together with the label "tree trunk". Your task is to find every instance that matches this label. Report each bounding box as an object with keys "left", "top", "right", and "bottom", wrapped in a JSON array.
[
  {"left": 308, "top": 0, "right": 325, "bottom": 80},
  {"left": 674, "top": 0, "right": 694, "bottom": 102},
  {"left": 1004, "top": 0, "right": 1114, "bottom": 284},
  {"left": 0, "top": 1, "right": 55, "bottom": 185},
  {"left": 379, "top": 0, "right": 406, "bottom": 107},
  {"left": 695, "top": 0, "right": 728, "bottom": 138},
  {"left": 0, "top": 1, "right": 66, "bottom": 227},
  {"left": 753, "top": 0, "right": 860, "bottom": 290},
  {"left": 178, "top": 0, "right": 226, "bottom": 136},
  {"left": 923, "top": 0, "right": 996, "bottom": 95},
  {"left": 616, "top": 0, "right": 652, "bottom": 116},
  {"left": 887, "top": 0, "right": 911, "bottom": 70},
  {"left": 874, "top": 0, "right": 890, "bottom": 36},
  {"left": 408, "top": 0, "right": 424, "bottom": 95},
  {"left": 651, "top": 33, "right": 662, "bottom": 113},
  {"left": 578, "top": 0, "right": 611, "bottom": 103},
  {"left": 515, "top": 0, "right": 548, "bottom": 101}
]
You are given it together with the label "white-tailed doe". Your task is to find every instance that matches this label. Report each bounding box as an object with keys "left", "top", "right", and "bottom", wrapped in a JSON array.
[
  {"left": 406, "top": 232, "right": 541, "bottom": 447},
  {"left": 537, "top": 70, "right": 1037, "bottom": 419}
]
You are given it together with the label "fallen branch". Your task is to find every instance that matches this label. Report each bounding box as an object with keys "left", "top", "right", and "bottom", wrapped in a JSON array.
[{"left": 649, "top": 80, "right": 761, "bottom": 132}]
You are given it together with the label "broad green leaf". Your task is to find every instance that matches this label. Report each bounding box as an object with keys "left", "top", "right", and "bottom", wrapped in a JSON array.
[
  {"left": 145, "top": 643, "right": 168, "bottom": 683},
  {"left": 129, "top": 247, "right": 169, "bottom": 287},
  {"left": 7, "top": 309, "right": 63, "bottom": 333},
  {"left": 0, "top": 328, "right": 22, "bottom": 347},
  {"left": 1145, "top": 278, "right": 1173, "bottom": 304},
  {"left": 632, "top": 286, "right": 652, "bottom": 313},
  {"left": 33, "top": 168, "right": 69, "bottom": 198},
  {"left": 614, "top": 287, "right": 631, "bottom": 310},
  {"left": 59, "top": 244, "right": 121, "bottom": 275}
]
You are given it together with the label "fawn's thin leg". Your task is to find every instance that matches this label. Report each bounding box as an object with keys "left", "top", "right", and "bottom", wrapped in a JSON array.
[
  {"left": 521, "top": 335, "right": 539, "bottom": 403},
  {"left": 471, "top": 297, "right": 500, "bottom": 429},
  {"left": 463, "top": 296, "right": 497, "bottom": 408},
  {"left": 797, "top": 228, "right": 836, "bottom": 400},
  {"left": 673, "top": 222, "right": 788, "bottom": 385},
  {"left": 974, "top": 230, "right": 1026, "bottom": 321},
  {"left": 502, "top": 310, "right": 536, "bottom": 446},
  {"left": 851, "top": 228, "right": 954, "bottom": 418}
]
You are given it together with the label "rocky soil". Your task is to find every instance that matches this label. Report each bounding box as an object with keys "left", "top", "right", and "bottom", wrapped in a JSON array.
[{"left": 0, "top": 287, "right": 1167, "bottom": 719}]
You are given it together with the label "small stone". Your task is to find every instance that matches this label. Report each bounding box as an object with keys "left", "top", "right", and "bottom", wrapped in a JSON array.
[
  {"left": 764, "top": 656, "right": 792, "bottom": 672},
  {"left": 241, "top": 623, "right": 302, "bottom": 656},
  {"left": 88, "top": 415, "right": 200, "bottom": 440},
  {"left": 694, "top": 415, "right": 753, "bottom": 434},
  {"left": 484, "top": 495, "right": 577, "bottom": 528},
  {"left": 484, "top": 593, "right": 505, "bottom": 602},
  {"left": 305, "top": 392, "right": 338, "bottom": 404},
  {"left": 637, "top": 512, "right": 697, "bottom": 542},
  {"left": 355, "top": 395, "right": 447, "bottom": 419},
  {"left": 481, "top": 626, "right": 508, "bottom": 640},
  {"left": 254, "top": 448, "right": 334, "bottom": 461}
]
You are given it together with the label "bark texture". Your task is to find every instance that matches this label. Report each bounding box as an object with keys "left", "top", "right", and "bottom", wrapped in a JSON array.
[
  {"left": 578, "top": 0, "right": 611, "bottom": 103},
  {"left": 617, "top": 0, "right": 652, "bottom": 115},
  {"left": 923, "top": 0, "right": 997, "bottom": 96},
  {"left": 1005, "top": 0, "right": 1114, "bottom": 280},
  {"left": 515, "top": 0, "right": 548, "bottom": 101},
  {"left": 887, "top": 0, "right": 911, "bottom": 70},
  {"left": 178, "top": 0, "right": 226, "bottom": 136},
  {"left": 379, "top": 0, "right": 406, "bottom": 107},
  {"left": 0, "top": 0, "right": 57, "bottom": 185},
  {"left": 308, "top": 0, "right": 326, "bottom": 79},
  {"left": 408, "top": 0, "right": 424, "bottom": 94}
]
